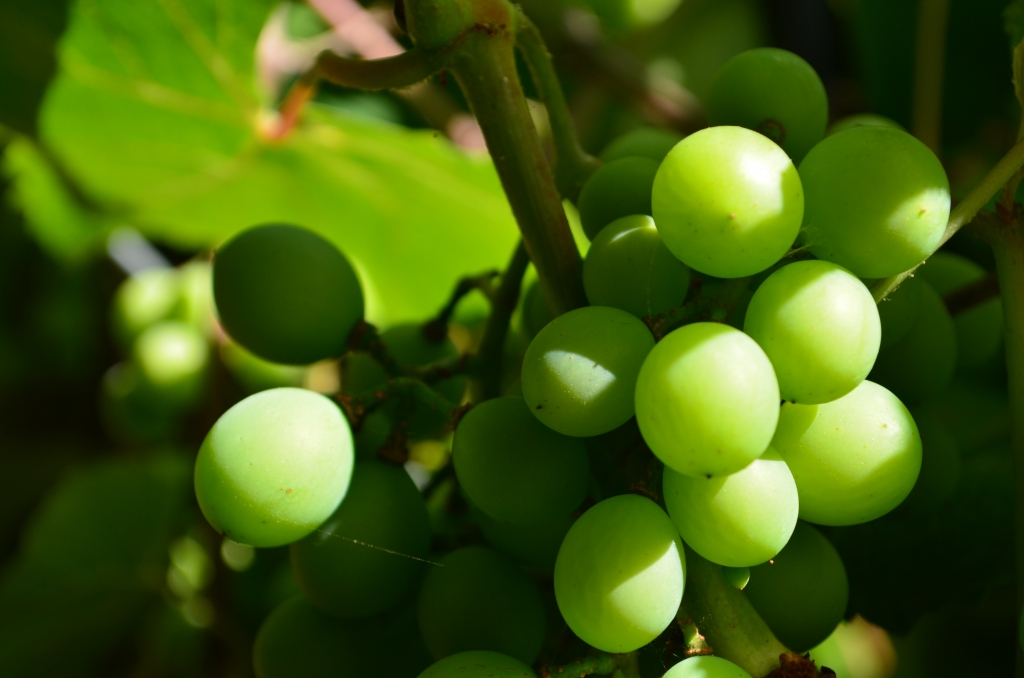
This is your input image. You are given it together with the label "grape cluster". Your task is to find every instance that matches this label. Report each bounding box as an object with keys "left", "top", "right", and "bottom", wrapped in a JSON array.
[{"left": 190, "top": 47, "right": 962, "bottom": 678}]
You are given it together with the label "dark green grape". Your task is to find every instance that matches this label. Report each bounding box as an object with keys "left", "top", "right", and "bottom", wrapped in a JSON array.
[
  {"left": 417, "top": 546, "right": 545, "bottom": 663},
  {"left": 220, "top": 339, "right": 306, "bottom": 394},
  {"left": 252, "top": 596, "right": 359, "bottom": 678},
  {"left": 870, "top": 279, "right": 957, "bottom": 405},
  {"left": 722, "top": 566, "right": 750, "bottom": 590},
  {"left": 915, "top": 378, "right": 1009, "bottom": 455},
  {"left": 213, "top": 224, "right": 364, "bottom": 365},
  {"left": 578, "top": 0, "right": 683, "bottom": 33},
  {"left": 745, "top": 523, "right": 848, "bottom": 652},
  {"left": 521, "top": 280, "right": 554, "bottom": 339},
  {"left": 577, "top": 157, "right": 659, "bottom": 241},
  {"left": 902, "top": 407, "right": 961, "bottom": 512},
  {"left": 600, "top": 127, "right": 683, "bottom": 163},
  {"left": 877, "top": 274, "right": 924, "bottom": 350},
  {"left": 583, "top": 215, "right": 691, "bottom": 319},
  {"left": 827, "top": 113, "right": 904, "bottom": 136},
  {"left": 707, "top": 48, "right": 828, "bottom": 163},
  {"left": 475, "top": 509, "right": 574, "bottom": 572},
  {"left": 453, "top": 396, "right": 588, "bottom": 525},
  {"left": 522, "top": 306, "right": 655, "bottom": 437},
  {"left": 417, "top": 651, "right": 536, "bottom": 678},
  {"left": 290, "top": 460, "right": 431, "bottom": 618}
]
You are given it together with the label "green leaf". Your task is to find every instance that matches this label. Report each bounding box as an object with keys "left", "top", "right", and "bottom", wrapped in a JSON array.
[
  {"left": 36, "top": 0, "right": 520, "bottom": 325},
  {"left": 0, "top": 453, "right": 191, "bottom": 676}
]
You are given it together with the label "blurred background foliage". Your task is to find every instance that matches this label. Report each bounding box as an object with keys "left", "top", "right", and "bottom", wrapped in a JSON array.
[{"left": 0, "top": 0, "right": 1019, "bottom": 675}]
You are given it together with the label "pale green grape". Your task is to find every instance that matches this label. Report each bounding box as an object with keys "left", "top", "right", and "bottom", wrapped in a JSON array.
[
  {"left": 744, "top": 260, "right": 880, "bottom": 404},
  {"left": 707, "top": 48, "right": 828, "bottom": 163},
  {"left": 771, "top": 380, "right": 921, "bottom": 526},
  {"left": 194, "top": 388, "right": 354, "bottom": 547},
  {"left": 577, "top": 157, "right": 659, "bottom": 240},
  {"left": 745, "top": 523, "right": 848, "bottom": 652},
  {"left": 213, "top": 224, "right": 364, "bottom": 365},
  {"left": 902, "top": 407, "right": 961, "bottom": 512},
  {"left": 475, "top": 509, "right": 574, "bottom": 572},
  {"left": 583, "top": 215, "right": 691, "bottom": 319},
  {"left": 652, "top": 126, "right": 803, "bottom": 278},
  {"left": 722, "top": 566, "right": 750, "bottom": 590},
  {"left": 554, "top": 494, "right": 684, "bottom": 653},
  {"left": 133, "top": 321, "right": 209, "bottom": 408},
  {"left": 521, "top": 306, "right": 654, "bottom": 437},
  {"left": 417, "top": 651, "right": 536, "bottom": 678},
  {"left": 917, "top": 251, "right": 1002, "bottom": 370},
  {"left": 799, "top": 126, "right": 950, "bottom": 278},
  {"left": 453, "top": 396, "right": 589, "bottom": 525},
  {"left": 806, "top": 623, "right": 852, "bottom": 677},
  {"left": 177, "top": 259, "right": 214, "bottom": 335},
  {"left": 635, "top": 322, "right": 779, "bottom": 477},
  {"left": 111, "top": 268, "right": 180, "bottom": 348},
  {"left": 870, "top": 279, "right": 957, "bottom": 405},
  {"left": 417, "top": 547, "right": 544, "bottom": 663},
  {"left": 827, "top": 113, "right": 904, "bottom": 136},
  {"left": 877, "top": 274, "right": 924, "bottom": 350},
  {"left": 290, "top": 460, "right": 430, "bottom": 618},
  {"left": 601, "top": 127, "right": 683, "bottom": 163},
  {"left": 663, "top": 448, "right": 798, "bottom": 567},
  {"left": 663, "top": 656, "right": 752, "bottom": 678}
]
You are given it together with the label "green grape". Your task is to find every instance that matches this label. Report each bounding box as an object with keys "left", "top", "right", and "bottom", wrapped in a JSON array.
[
  {"left": 807, "top": 626, "right": 851, "bottom": 677},
  {"left": 133, "top": 321, "right": 209, "bottom": 408},
  {"left": 600, "top": 127, "right": 683, "bottom": 163},
  {"left": 194, "top": 388, "right": 355, "bottom": 547},
  {"left": 663, "top": 448, "right": 798, "bottom": 567},
  {"left": 744, "top": 523, "right": 848, "bottom": 652},
  {"left": 99, "top": 362, "right": 175, "bottom": 442},
  {"left": 220, "top": 339, "right": 307, "bottom": 394},
  {"left": 706, "top": 48, "right": 828, "bottom": 163},
  {"left": 744, "top": 260, "right": 880, "bottom": 404},
  {"left": 917, "top": 252, "right": 1002, "bottom": 370},
  {"left": 827, "top": 113, "right": 904, "bottom": 136},
  {"left": 213, "top": 224, "right": 364, "bottom": 365},
  {"left": 453, "top": 396, "right": 589, "bottom": 525},
  {"left": 652, "top": 126, "right": 804, "bottom": 278},
  {"left": 554, "top": 494, "right": 685, "bottom": 653},
  {"left": 583, "top": 215, "right": 691, "bottom": 319},
  {"left": 877, "top": 274, "right": 924, "bottom": 350},
  {"left": 253, "top": 596, "right": 360, "bottom": 678},
  {"left": 870, "top": 279, "right": 957, "bottom": 405},
  {"left": 521, "top": 280, "right": 554, "bottom": 339},
  {"left": 417, "top": 546, "right": 545, "bottom": 663},
  {"left": 521, "top": 306, "right": 654, "bottom": 437},
  {"left": 902, "top": 407, "right": 961, "bottom": 512},
  {"left": 722, "top": 566, "right": 750, "bottom": 590},
  {"left": 635, "top": 322, "right": 779, "bottom": 477},
  {"left": 798, "top": 126, "right": 951, "bottom": 278},
  {"left": 663, "top": 656, "right": 752, "bottom": 678},
  {"left": 577, "top": 157, "right": 659, "bottom": 241},
  {"left": 110, "top": 268, "right": 180, "bottom": 348},
  {"left": 915, "top": 378, "right": 1009, "bottom": 455},
  {"left": 475, "top": 509, "right": 574, "bottom": 572},
  {"left": 177, "top": 260, "right": 214, "bottom": 335},
  {"left": 579, "top": 0, "right": 683, "bottom": 33},
  {"left": 417, "top": 651, "right": 536, "bottom": 678},
  {"left": 771, "top": 380, "right": 921, "bottom": 526},
  {"left": 290, "top": 460, "right": 430, "bottom": 618}
]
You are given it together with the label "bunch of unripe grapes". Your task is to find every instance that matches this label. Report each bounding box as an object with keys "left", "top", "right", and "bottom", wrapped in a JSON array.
[{"left": 190, "top": 47, "right": 977, "bottom": 678}]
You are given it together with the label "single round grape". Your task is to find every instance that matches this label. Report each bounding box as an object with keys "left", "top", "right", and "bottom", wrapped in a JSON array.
[
  {"left": 577, "top": 157, "right": 659, "bottom": 240},
  {"left": 663, "top": 655, "right": 752, "bottom": 678},
  {"left": 521, "top": 280, "right": 554, "bottom": 339},
  {"left": 111, "top": 268, "right": 180, "bottom": 348},
  {"left": 635, "top": 322, "right": 779, "bottom": 477},
  {"left": 475, "top": 509, "right": 574, "bottom": 572},
  {"left": 745, "top": 523, "right": 848, "bottom": 652},
  {"left": 521, "top": 306, "right": 654, "bottom": 437},
  {"left": 418, "top": 651, "right": 536, "bottom": 678},
  {"left": 253, "top": 596, "right": 359, "bottom": 678},
  {"left": 744, "top": 260, "right": 880, "bottom": 404},
  {"left": 177, "top": 260, "right": 214, "bottom": 334},
  {"left": 663, "top": 448, "right": 798, "bottom": 567},
  {"left": 453, "top": 396, "right": 588, "bottom": 525},
  {"left": 194, "top": 388, "right": 354, "bottom": 547},
  {"left": 213, "top": 224, "right": 364, "bottom": 365},
  {"left": 902, "top": 407, "right": 961, "bottom": 512},
  {"left": 601, "top": 127, "right": 683, "bottom": 163},
  {"left": 722, "top": 566, "right": 750, "bottom": 590},
  {"left": 807, "top": 628, "right": 851, "bottom": 678},
  {"left": 827, "top": 113, "right": 904, "bottom": 136},
  {"left": 877, "top": 274, "right": 924, "bottom": 350},
  {"left": 579, "top": 0, "right": 683, "bottom": 33},
  {"left": 417, "top": 546, "right": 545, "bottom": 663},
  {"left": 652, "top": 126, "right": 803, "bottom": 278},
  {"left": 707, "top": 48, "right": 828, "bottom": 163},
  {"left": 133, "top": 321, "right": 210, "bottom": 408},
  {"left": 870, "top": 279, "right": 957, "bottom": 405},
  {"left": 554, "top": 494, "right": 684, "bottom": 653},
  {"left": 290, "top": 460, "right": 430, "bottom": 618},
  {"left": 798, "top": 126, "right": 951, "bottom": 278},
  {"left": 771, "top": 380, "right": 921, "bottom": 526},
  {"left": 583, "top": 215, "right": 691, "bottom": 319},
  {"left": 917, "top": 251, "right": 1002, "bottom": 370}
]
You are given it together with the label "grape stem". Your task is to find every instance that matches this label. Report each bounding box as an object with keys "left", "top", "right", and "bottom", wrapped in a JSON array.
[
  {"left": 335, "top": 376, "right": 461, "bottom": 430},
  {"left": 910, "top": 0, "right": 950, "bottom": 155},
  {"left": 474, "top": 240, "right": 531, "bottom": 400},
  {"left": 643, "top": 276, "right": 752, "bottom": 340},
  {"left": 421, "top": 269, "right": 500, "bottom": 342},
  {"left": 539, "top": 653, "right": 619, "bottom": 677},
  {"left": 871, "top": 135, "right": 1024, "bottom": 302},
  {"left": 943, "top": 269, "right": 1000, "bottom": 316}
]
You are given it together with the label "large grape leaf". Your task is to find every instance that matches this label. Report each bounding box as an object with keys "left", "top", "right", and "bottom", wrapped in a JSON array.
[{"left": 35, "top": 0, "right": 519, "bottom": 324}]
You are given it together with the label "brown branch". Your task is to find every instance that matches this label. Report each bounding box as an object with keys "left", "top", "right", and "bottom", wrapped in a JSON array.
[{"left": 943, "top": 272, "right": 1000, "bottom": 316}]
